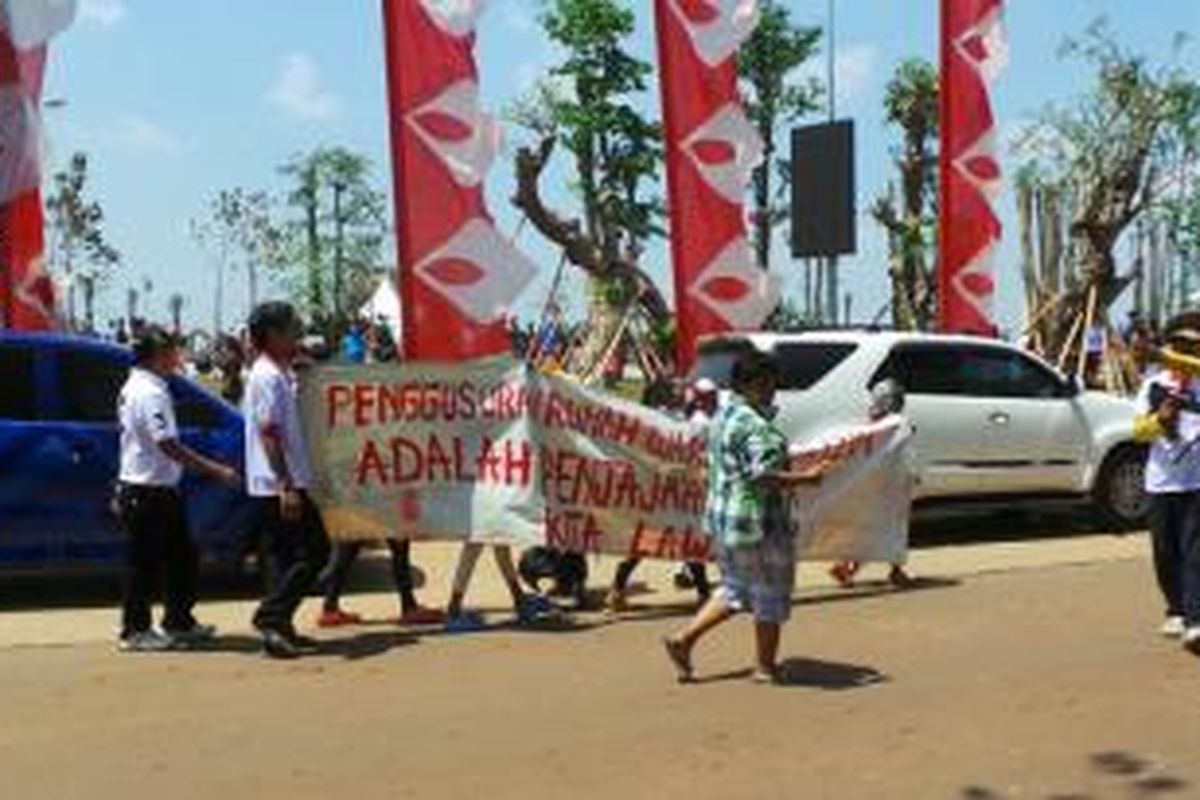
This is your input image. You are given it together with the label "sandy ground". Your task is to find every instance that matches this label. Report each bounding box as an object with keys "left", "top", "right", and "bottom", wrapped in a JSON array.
[{"left": 3, "top": 531, "right": 1200, "bottom": 800}]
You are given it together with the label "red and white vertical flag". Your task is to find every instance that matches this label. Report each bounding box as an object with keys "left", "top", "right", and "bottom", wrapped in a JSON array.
[
  {"left": 655, "top": 0, "right": 778, "bottom": 371},
  {"left": 381, "top": 0, "right": 534, "bottom": 361},
  {"left": 938, "top": 0, "right": 1007, "bottom": 335},
  {"left": 0, "top": 0, "right": 75, "bottom": 331}
]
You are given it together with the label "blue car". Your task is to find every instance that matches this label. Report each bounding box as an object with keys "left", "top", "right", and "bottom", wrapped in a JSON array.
[{"left": 0, "top": 332, "right": 257, "bottom": 569}]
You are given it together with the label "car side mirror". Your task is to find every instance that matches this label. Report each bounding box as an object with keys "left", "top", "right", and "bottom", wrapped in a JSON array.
[{"left": 1065, "top": 374, "right": 1083, "bottom": 397}]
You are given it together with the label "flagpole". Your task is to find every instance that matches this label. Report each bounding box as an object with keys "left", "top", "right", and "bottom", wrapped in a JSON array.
[{"left": 825, "top": 0, "right": 839, "bottom": 325}]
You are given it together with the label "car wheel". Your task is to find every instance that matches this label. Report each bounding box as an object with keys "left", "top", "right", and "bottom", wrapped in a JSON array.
[{"left": 1094, "top": 445, "right": 1150, "bottom": 530}]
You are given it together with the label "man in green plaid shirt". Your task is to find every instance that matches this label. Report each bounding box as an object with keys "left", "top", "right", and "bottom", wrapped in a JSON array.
[
  {"left": 705, "top": 394, "right": 790, "bottom": 549},
  {"left": 664, "top": 349, "right": 812, "bottom": 685}
]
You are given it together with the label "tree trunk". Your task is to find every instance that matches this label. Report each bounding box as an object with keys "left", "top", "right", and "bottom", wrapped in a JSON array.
[
  {"left": 752, "top": 128, "right": 773, "bottom": 271},
  {"left": 1017, "top": 180, "right": 1039, "bottom": 326}
]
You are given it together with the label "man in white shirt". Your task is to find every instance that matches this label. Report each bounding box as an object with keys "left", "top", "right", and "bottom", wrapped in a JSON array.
[
  {"left": 116, "top": 326, "right": 238, "bottom": 652},
  {"left": 244, "top": 302, "right": 330, "bottom": 659},
  {"left": 1133, "top": 325, "right": 1200, "bottom": 654}
]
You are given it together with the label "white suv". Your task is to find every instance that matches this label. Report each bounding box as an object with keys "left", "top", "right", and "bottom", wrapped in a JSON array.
[{"left": 694, "top": 331, "right": 1149, "bottom": 528}]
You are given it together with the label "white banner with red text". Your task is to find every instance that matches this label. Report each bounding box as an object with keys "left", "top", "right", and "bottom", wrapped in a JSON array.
[{"left": 301, "top": 359, "right": 912, "bottom": 563}]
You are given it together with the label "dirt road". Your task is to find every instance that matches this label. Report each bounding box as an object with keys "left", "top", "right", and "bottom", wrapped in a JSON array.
[{"left": 3, "top": 542, "right": 1199, "bottom": 799}]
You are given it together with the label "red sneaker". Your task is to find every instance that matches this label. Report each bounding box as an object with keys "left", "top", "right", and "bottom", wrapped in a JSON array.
[
  {"left": 397, "top": 606, "right": 446, "bottom": 626},
  {"left": 317, "top": 609, "right": 362, "bottom": 628},
  {"left": 829, "top": 562, "right": 859, "bottom": 589}
]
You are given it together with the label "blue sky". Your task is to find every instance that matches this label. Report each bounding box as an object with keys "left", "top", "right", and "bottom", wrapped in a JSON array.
[{"left": 44, "top": 0, "right": 1200, "bottom": 333}]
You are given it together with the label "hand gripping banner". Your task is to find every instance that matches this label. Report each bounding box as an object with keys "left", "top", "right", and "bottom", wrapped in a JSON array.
[
  {"left": 381, "top": 0, "right": 534, "bottom": 360},
  {"left": 937, "top": 0, "right": 1007, "bottom": 335},
  {"left": 654, "top": 0, "right": 779, "bottom": 370},
  {"left": 0, "top": 0, "right": 75, "bottom": 330}
]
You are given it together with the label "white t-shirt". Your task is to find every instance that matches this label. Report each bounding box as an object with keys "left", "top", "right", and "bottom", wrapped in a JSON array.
[
  {"left": 118, "top": 367, "right": 183, "bottom": 487},
  {"left": 243, "top": 355, "right": 314, "bottom": 497},
  {"left": 1134, "top": 371, "right": 1200, "bottom": 494}
]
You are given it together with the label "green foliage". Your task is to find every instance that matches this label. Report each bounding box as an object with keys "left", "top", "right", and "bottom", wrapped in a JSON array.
[
  {"left": 44, "top": 152, "right": 121, "bottom": 330},
  {"left": 536, "top": 0, "right": 664, "bottom": 250},
  {"left": 737, "top": 0, "right": 822, "bottom": 270},
  {"left": 872, "top": 58, "right": 940, "bottom": 330},
  {"left": 1016, "top": 19, "right": 1200, "bottom": 294},
  {"left": 276, "top": 147, "right": 389, "bottom": 328}
]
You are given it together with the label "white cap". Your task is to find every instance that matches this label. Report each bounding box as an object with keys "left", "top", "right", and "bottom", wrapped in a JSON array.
[{"left": 693, "top": 377, "right": 718, "bottom": 395}]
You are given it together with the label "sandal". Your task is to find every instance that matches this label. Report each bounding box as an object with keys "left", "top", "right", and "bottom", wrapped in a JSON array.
[{"left": 662, "top": 637, "right": 694, "bottom": 684}]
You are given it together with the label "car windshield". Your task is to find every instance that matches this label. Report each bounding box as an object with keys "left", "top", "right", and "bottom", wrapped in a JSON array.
[{"left": 692, "top": 340, "right": 856, "bottom": 392}]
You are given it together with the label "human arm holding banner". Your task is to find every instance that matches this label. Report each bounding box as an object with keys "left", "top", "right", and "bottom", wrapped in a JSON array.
[{"left": 1132, "top": 375, "right": 1178, "bottom": 443}]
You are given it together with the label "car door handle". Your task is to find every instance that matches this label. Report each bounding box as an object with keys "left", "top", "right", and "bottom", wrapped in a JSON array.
[{"left": 988, "top": 411, "right": 1010, "bottom": 426}]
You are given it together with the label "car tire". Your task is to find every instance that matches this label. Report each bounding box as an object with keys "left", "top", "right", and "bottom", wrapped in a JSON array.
[{"left": 1093, "top": 444, "right": 1150, "bottom": 531}]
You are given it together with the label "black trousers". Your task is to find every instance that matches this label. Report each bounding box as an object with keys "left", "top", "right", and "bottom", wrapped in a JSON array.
[
  {"left": 116, "top": 484, "right": 197, "bottom": 638},
  {"left": 252, "top": 493, "right": 330, "bottom": 632},
  {"left": 613, "top": 557, "right": 710, "bottom": 597},
  {"left": 1149, "top": 492, "right": 1200, "bottom": 624},
  {"left": 319, "top": 539, "right": 417, "bottom": 613}
]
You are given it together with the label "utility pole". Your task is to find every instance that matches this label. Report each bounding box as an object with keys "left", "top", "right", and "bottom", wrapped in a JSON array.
[{"left": 825, "top": 0, "right": 840, "bottom": 326}]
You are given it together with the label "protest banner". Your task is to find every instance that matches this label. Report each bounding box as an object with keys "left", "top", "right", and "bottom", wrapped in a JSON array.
[{"left": 301, "top": 359, "right": 912, "bottom": 563}]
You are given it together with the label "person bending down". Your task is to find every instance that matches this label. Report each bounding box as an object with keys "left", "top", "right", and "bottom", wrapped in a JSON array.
[{"left": 662, "top": 349, "right": 818, "bottom": 684}]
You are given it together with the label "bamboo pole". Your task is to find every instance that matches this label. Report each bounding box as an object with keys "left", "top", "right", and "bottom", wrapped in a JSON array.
[
  {"left": 1056, "top": 306, "right": 1086, "bottom": 373},
  {"left": 1076, "top": 285, "right": 1098, "bottom": 379}
]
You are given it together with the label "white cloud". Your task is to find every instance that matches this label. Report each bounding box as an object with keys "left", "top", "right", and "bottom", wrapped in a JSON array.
[
  {"left": 832, "top": 44, "right": 877, "bottom": 108},
  {"left": 500, "top": 0, "right": 536, "bottom": 33},
  {"left": 789, "top": 42, "right": 878, "bottom": 112},
  {"left": 113, "top": 116, "right": 182, "bottom": 155},
  {"left": 267, "top": 52, "right": 340, "bottom": 122},
  {"left": 78, "top": 0, "right": 127, "bottom": 28}
]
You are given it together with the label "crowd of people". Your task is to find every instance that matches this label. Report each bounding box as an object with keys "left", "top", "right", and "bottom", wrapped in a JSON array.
[{"left": 109, "top": 299, "right": 1200, "bottom": 680}]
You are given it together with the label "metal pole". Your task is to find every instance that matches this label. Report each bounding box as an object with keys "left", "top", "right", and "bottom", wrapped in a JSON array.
[{"left": 825, "top": 0, "right": 840, "bottom": 325}]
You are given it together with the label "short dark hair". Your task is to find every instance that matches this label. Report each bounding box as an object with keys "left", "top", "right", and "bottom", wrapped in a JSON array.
[
  {"left": 731, "top": 349, "right": 778, "bottom": 393},
  {"left": 249, "top": 301, "right": 300, "bottom": 349},
  {"left": 132, "top": 324, "right": 178, "bottom": 365}
]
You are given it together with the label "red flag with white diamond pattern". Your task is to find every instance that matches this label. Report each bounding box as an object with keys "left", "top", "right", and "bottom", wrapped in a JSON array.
[
  {"left": 938, "top": 0, "right": 1006, "bottom": 335},
  {"left": 654, "top": 0, "right": 778, "bottom": 371},
  {"left": 0, "top": 0, "right": 74, "bottom": 330},
  {"left": 382, "top": 0, "right": 534, "bottom": 360}
]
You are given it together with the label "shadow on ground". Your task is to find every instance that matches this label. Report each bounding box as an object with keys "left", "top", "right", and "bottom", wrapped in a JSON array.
[
  {"left": 960, "top": 750, "right": 1190, "bottom": 799},
  {"left": 183, "top": 630, "right": 419, "bottom": 661},
  {"left": 691, "top": 657, "right": 888, "bottom": 690}
]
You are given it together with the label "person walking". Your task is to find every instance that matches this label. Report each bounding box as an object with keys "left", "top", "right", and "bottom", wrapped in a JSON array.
[
  {"left": 244, "top": 302, "right": 331, "bottom": 659},
  {"left": 317, "top": 538, "right": 444, "bottom": 627},
  {"left": 115, "top": 325, "right": 239, "bottom": 652},
  {"left": 1133, "top": 324, "right": 1200, "bottom": 654},
  {"left": 828, "top": 379, "right": 916, "bottom": 590},
  {"left": 662, "top": 350, "right": 818, "bottom": 684},
  {"left": 607, "top": 378, "right": 715, "bottom": 612}
]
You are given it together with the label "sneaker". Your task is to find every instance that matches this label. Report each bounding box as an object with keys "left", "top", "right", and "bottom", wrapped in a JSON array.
[
  {"left": 1161, "top": 616, "right": 1187, "bottom": 639},
  {"left": 1183, "top": 627, "right": 1200, "bottom": 655},
  {"left": 516, "top": 594, "right": 556, "bottom": 624},
  {"left": 605, "top": 589, "right": 630, "bottom": 614},
  {"left": 444, "top": 611, "right": 486, "bottom": 634},
  {"left": 261, "top": 628, "right": 301, "bottom": 660},
  {"left": 673, "top": 566, "right": 696, "bottom": 590},
  {"left": 281, "top": 626, "right": 320, "bottom": 652},
  {"left": 317, "top": 609, "right": 362, "bottom": 628},
  {"left": 397, "top": 606, "right": 446, "bottom": 626},
  {"left": 165, "top": 623, "right": 217, "bottom": 649},
  {"left": 829, "top": 562, "right": 858, "bottom": 589},
  {"left": 118, "top": 630, "right": 173, "bottom": 653}
]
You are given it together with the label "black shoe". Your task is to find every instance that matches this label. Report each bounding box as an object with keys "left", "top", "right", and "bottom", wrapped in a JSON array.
[
  {"left": 261, "top": 628, "right": 301, "bottom": 660},
  {"left": 282, "top": 626, "right": 320, "bottom": 652}
]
